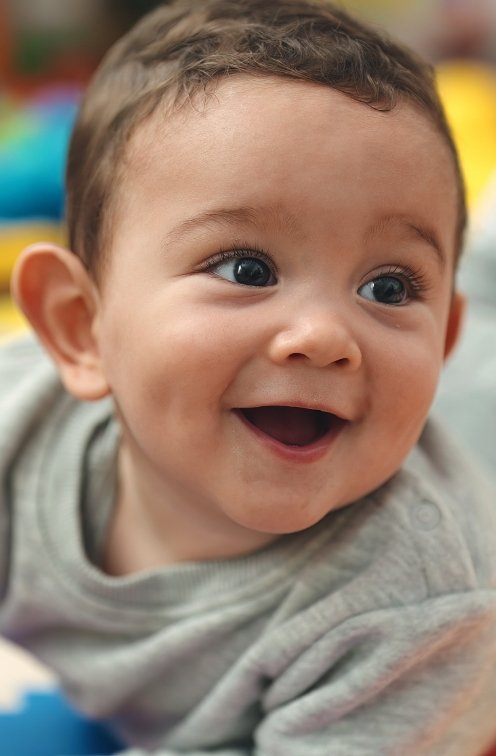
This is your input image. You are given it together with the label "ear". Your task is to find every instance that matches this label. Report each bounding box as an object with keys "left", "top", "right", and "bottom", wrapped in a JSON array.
[
  {"left": 11, "top": 243, "right": 110, "bottom": 400},
  {"left": 443, "top": 290, "right": 465, "bottom": 361}
]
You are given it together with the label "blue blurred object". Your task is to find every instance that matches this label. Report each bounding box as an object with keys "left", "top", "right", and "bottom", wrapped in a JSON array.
[
  {"left": 0, "top": 86, "right": 79, "bottom": 221},
  {"left": 0, "top": 689, "right": 122, "bottom": 755}
]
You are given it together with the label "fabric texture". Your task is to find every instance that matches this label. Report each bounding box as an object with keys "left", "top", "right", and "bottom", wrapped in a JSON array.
[{"left": 1, "top": 336, "right": 496, "bottom": 756}]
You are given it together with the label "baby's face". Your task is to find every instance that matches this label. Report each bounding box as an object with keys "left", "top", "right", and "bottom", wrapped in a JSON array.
[{"left": 94, "top": 76, "right": 461, "bottom": 540}]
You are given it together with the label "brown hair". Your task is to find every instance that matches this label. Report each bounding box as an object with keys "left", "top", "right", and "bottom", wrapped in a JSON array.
[{"left": 66, "top": 0, "right": 466, "bottom": 276}]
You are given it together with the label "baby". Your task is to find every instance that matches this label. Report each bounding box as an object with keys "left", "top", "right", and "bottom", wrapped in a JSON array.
[{"left": 2, "top": 0, "right": 496, "bottom": 753}]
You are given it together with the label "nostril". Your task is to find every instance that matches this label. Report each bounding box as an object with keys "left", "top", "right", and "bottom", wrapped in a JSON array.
[
  {"left": 287, "top": 352, "right": 307, "bottom": 361},
  {"left": 287, "top": 353, "right": 352, "bottom": 367}
]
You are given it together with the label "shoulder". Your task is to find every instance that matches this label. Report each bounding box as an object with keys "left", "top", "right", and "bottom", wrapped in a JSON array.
[
  {"left": 367, "top": 417, "right": 496, "bottom": 597},
  {"left": 0, "top": 333, "right": 58, "bottom": 396},
  {"left": 0, "top": 335, "right": 63, "bottom": 595},
  {"left": 299, "top": 419, "right": 496, "bottom": 615},
  {"left": 0, "top": 332, "right": 50, "bottom": 379},
  {"left": 401, "top": 417, "right": 496, "bottom": 588},
  {"left": 0, "top": 333, "right": 115, "bottom": 475},
  {"left": 0, "top": 334, "right": 64, "bottom": 456},
  {"left": 0, "top": 335, "right": 115, "bottom": 601}
]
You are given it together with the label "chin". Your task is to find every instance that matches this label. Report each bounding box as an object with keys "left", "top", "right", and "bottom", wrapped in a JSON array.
[{"left": 232, "top": 504, "right": 333, "bottom": 537}]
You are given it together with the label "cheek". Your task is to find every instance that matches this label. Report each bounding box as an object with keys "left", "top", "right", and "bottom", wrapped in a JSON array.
[
  {"left": 99, "top": 302, "right": 250, "bottom": 415},
  {"left": 369, "top": 327, "right": 444, "bottom": 427}
]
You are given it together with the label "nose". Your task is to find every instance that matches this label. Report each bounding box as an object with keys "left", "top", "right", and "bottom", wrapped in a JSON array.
[{"left": 267, "top": 308, "right": 362, "bottom": 370}]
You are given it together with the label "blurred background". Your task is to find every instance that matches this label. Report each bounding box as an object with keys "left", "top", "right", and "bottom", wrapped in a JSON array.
[{"left": 1, "top": 0, "right": 496, "bottom": 331}]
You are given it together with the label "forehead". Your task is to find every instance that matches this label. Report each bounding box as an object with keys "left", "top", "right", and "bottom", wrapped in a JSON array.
[{"left": 115, "top": 76, "right": 459, "bottom": 263}]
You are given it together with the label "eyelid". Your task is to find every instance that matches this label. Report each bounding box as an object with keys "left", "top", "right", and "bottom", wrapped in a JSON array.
[
  {"left": 197, "top": 245, "right": 278, "bottom": 276},
  {"left": 361, "top": 264, "right": 432, "bottom": 301}
]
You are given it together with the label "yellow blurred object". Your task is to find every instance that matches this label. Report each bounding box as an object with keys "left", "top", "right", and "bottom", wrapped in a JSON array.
[
  {"left": 0, "top": 222, "right": 65, "bottom": 290},
  {"left": 0, "top": 295, "right": 27, "bottom": 338},
  {"left": 436, "top": 61, "right": 496, "bottom": 208}
]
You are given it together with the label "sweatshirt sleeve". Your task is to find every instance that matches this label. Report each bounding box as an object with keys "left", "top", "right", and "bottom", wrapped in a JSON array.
[
  {"left": 112, "top": 590, "right": 496, "bottom": 756},
  {"left": 257, "top": 595, "right": 496, "bottom": 755}
]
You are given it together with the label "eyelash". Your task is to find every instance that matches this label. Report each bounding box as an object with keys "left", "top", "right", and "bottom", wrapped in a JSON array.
[
  {"left": 371, "top": 264, "right": 431, "bottom": 300},
  {"left": 198, "top": 245, "right": 277, "bottom": 276},
  {"left": 197, "top": 249, "right": 431, "bottom": 301}
]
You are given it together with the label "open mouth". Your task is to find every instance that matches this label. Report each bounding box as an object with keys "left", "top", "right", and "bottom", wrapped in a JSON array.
[{"left": 237, "top": 406, "right": 345, "bottom": 448}]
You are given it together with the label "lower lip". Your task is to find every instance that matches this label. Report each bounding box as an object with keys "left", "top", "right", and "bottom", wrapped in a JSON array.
[{"left": 233, "top": 410, "right": 347, "bottom": 464}]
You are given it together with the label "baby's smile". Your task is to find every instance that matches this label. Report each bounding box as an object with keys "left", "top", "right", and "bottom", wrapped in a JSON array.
[{"left": 235, "top": 405, "right": 348, "bottom": 454}]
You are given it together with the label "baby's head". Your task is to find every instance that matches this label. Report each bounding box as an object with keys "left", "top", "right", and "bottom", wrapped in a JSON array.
[
  {"left": 65, "top": 0, "right": 466, "bottom": 278},
  {"left": 14, "top": 0, "right": 467, "bottom": 551}
]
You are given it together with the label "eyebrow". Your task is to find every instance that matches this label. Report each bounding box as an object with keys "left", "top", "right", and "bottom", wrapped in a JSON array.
[
  {"left": 165, "top": 206, "right": 447, "bottom": 268},
  {"left": 366, "top": 215, "right": 446, "bottom": 269},
  {"left": 165, "top": 205, "right": 302, "bottom": 244}
]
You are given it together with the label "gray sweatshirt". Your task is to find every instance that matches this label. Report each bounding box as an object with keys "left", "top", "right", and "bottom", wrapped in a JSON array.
[{"left": 1, "top": 336, "right": 496, "bottom": 756}]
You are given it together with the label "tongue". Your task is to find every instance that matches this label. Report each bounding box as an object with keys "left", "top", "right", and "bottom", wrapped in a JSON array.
[{"left": 242, "top": 406, "right": 324, "bottom": 446}]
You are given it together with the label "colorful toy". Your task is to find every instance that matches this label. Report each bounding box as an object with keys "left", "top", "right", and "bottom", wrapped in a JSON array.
[
  {"left": 0, "top": 689, "right": 122, "bottom": 755},
  {"left": 0, "top": 86, "right": 79, "bottom": 222},
  {"left": 0, "top": 86, "right": 77, "bottom": 295}
]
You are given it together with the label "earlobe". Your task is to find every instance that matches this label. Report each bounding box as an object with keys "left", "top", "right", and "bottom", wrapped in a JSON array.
[
  {"left": 11, "top": 243, "right": 111, "bottom": 401},
  {"left": 444, "top": 290, "right": 465, "bottom": 361}
]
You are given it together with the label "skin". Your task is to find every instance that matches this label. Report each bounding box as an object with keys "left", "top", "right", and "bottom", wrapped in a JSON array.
[{"left": 15, "top": 76, "right": 464, "bottom": 571}]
